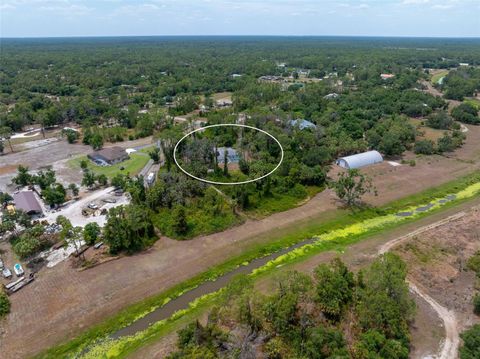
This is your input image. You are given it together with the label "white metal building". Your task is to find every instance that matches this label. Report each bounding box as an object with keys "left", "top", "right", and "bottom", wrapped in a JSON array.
[{"left": 336, "top": 150, "right": 383, "bottom": 169}]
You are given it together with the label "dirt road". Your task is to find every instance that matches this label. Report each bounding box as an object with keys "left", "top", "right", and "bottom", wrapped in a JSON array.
[
  {"left": 409, "top": 282, "right": 460, "bottom": 359},
  {"left": 131, "top": 199, "right": 480, "bottom": 359},
  {"left": 378, "top": 211, "right": 468, "bottom": 359}
]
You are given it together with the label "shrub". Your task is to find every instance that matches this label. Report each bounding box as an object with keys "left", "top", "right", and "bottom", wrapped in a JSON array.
[
  {"left": 414, "top": 139, "right": 435, "bottom": 155},
  {"left": 452, "top": 103, "right": 480, "bottom": 125},
  {"left": 473, "top": 293, "right": 480, "bottom": 315},
  {"left": 0, "top": 290, "right": 10, "bottom": 318},
  {"left": 460, "top": 324, "right": 480, "bottom": 359}
]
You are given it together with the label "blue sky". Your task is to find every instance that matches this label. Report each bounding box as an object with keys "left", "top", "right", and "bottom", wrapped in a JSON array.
[{"left": 1, "top": 0, "right": 479, "bottom": 38}]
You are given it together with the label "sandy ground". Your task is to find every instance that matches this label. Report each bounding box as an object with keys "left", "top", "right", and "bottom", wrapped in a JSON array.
[
  {"left": 0, "top": 136, "right": 154, "bottom": 191},
  {"left": 42, "top": 187, "right": 129, "bottom": 228},
  {"left": 0, "top": 122, "right": 479, "bottom": 358}
]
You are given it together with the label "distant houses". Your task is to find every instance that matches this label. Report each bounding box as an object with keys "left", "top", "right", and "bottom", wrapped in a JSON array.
[
  {"left": 288, "top": 119, "right": 317, "bottom": 130},
  {"left": 380, "top": 73, "right": 395, "bottom": 80},
  {"left": 88, "top": 146, "right": 129, "bottom": 166},
  {"left": 323, "top": 93, "right": 339, "bottom": 100},
  {"left": 216, "top": 147, "right": 239, "bottom": 164}
]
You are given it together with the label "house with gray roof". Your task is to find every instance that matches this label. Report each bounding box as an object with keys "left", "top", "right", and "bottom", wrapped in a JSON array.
[
  {"left": 13, "top": 191, "right": 43, "bottom": 215},
  {"left": 288, "top": 119, "right": 317, "bottom": 130},
  {"left": 88, "top": 146, "right": 129, "bottom": 165}
]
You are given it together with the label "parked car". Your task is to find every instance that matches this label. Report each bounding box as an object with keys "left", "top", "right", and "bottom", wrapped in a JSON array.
[
  {"left": 2, "top": 267, "right": 12, "bottom": 279},
  {"left": 93, "top": 241, "right": 104, "bottom": 250},
  {"left": 88, "top": 202, "right": 99, "bottom": 210},
  {"left": 14, "top": 263, "right": 24, "bottom": 277}
]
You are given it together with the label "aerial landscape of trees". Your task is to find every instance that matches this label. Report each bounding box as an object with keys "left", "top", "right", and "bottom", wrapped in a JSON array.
[
  {"left": 167, "top": 254, "right": 414, "bottom": 358},
  {"left": 0, "top": 35, "right": 479, "bottom": 359}
]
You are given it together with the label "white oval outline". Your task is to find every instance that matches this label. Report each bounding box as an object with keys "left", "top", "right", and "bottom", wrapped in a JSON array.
[{"left": 173, "top": 124, "right": 284, "bottom": 185}]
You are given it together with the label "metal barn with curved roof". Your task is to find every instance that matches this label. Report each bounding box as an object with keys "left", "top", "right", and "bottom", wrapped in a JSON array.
[{"left": 336, "top": 150, "right": 383, "bottom": 169}]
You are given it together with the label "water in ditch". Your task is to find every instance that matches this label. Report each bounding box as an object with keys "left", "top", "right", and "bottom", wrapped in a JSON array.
[{"left": 111, "top": 193, "right": 458, "bottom": 339}]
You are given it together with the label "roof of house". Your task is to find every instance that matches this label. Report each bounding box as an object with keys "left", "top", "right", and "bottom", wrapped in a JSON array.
[
  {"left": 88, "top": 146, "right": 128, "bottom": 162},
  {"left": 13, "top": 191, "right": 42, "bottom": 214},
  {"left": 380, "top": 73, "right": 395, "bottom": 80},
  {"left": 217, "top": 147, "right": 240, "bottom": 163},
  {"left": 336, "top": 150, "right": 383, "bottom": 169},
  {"left": 289, "top": 119, "right": 317, "bottom": 130},
  {"left": 324, "top": 93, "right": 339, "bottom": 100}
]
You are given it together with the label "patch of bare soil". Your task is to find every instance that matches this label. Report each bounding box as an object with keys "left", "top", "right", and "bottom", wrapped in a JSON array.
[
  {"left": 0, "top": 165, "right": 19, "bottom": 176},
  {"left": 393, "top": 207, "right": 480, "bottom": 333}
]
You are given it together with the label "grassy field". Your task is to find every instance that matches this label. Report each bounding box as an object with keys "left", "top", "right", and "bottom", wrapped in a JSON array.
[
  {"left": 464, "top": 98, "right": 480, "bottom": 110},
  {"left": 246, "top": 185, "right": 323, "bottom": 218},
  {"left": 409, "top": 118, "right": 446, "bottom": 141},
  {"left": 34, "top": 171, "right": 480, "bottom": 359},
  {"left": 431, "top": 70, "right": 449, "bottom": 84},
  {"left": 152, "top": 204, "right": 243, "bottom": 239},
  {"left": 68, "top": 153, "right": 150, "bottom": 178}
]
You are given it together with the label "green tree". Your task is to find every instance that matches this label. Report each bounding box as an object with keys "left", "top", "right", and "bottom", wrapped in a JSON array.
[
  {"left": 314, "top": 258, "right": 355, "bottom": 318},
  {"left": 304, "top": 326, "right": 349, "bottom": 359},
  {"left": 56, "top": 215, "right": 83, "bottom": 258},
  {"left": 0, "top": 191, "right": 13, "bottom": 208},
  {"left": 82, "top": 170, "right": 96, "bottom": 188},
  {"left": 452, "top": 103, "right": 480, "bottom": 125},
  {"left": 97, "top": 174, "right": 108, "bottom": 187},
  {"left": 426, "top": 110, "right": 453, "bottom": 130},
  {"left": 357, "top": 254, "right": 415, "bottom": 344},
  {"left": 414, "top": 139, "right": 435, "bottom": 155},
  {"left": 35, "top": 169, "right": 56, "bottom": 190},
  {"left": 84, "top": 222, "right": 101, "bottom": 245},
  {"left": 0, "top": 290, "right": 11, "bottom": 318},
  {"left": 460, "top": 324, "right": 480, "bottom": 359},
  {"left": 111, "top": 174, "right": 127, "bottom": 189},
  {"left": 473, "top": 293, "right": 480, "bottom": 315},
  {"left": 42, "top": 183, "right": 66, "bottom": 207},
  {"left": 80, "top": 159, "right": 89, "bottom": 171},
  {"left": 149, "top": 147, "right": 161, "bottom": 164},
  {"left": 103, "top": 205, "right": 154, "bottom": 254},
  {"left": 68, "top": 183, "right": 79, "bottom": 197},
  {"left": 12, "top": 165, "right": 33, "bottom": 187},
  {"left": 173, "top": 205, "right": 188, "bottom": 236},
  {"left": 63, "top": 129, "right": 79, "bottom": 143},
  {"left": 90, "top": 133, "right": 104, "bottom": 150},
  {"left": 330, "top": 169, "right": 377, "bottom": 207}
]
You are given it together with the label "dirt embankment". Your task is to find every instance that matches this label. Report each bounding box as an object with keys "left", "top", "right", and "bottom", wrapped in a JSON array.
[{"left": 131, "top": 201, "right": 480, "bottom": 359}]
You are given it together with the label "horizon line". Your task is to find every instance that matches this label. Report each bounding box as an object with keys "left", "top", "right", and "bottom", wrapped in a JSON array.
[{"left": 2, "top": 34, "right": 480, "bottom": 40}]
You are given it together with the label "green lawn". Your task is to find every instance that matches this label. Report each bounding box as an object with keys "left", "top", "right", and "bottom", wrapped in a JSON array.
[
  {"left": 246, "top": 185, "right": 323, "bottom": 218},
  {"left": 68, "top": 153, "right": 150, "bottom": 178}
]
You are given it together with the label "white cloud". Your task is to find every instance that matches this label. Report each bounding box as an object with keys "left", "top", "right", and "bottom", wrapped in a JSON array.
[
  {"left": 401, "top": 0, "right": 430, "bottom": 4},
  {"left": 432, "top": 4, "right": 454, "bottom": 9}
]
